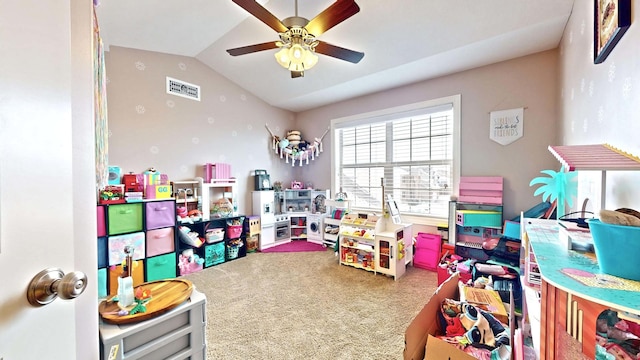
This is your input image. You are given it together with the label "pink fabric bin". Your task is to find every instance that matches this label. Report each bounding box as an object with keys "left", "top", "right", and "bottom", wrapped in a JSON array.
[
  {"left": 146, "top": 227, "right": 175, "bottom": 257},
  {"left": 413, "top": 233, "right": 441, "bottom": 271},
  {"left": 97, "top": 205, "right": 106, "bottom": 237}
]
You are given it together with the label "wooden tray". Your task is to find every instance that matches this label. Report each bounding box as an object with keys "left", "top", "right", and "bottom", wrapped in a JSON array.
[{"left": 99, "top": 278, "right": 193, "bottom": 325}]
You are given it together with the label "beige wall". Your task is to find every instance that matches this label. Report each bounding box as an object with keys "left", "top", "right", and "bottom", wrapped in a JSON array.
[
  {"left": 108, "top": 2, "right": 640, "bottom": 222},
  {"left": 105, "top": 46, "right": 297, "bottom": 213},
  {"left": 296, "top": 51, "right": 560, "bottom": 221},
  {"left": 559, "top": 0, "right": 640, "bottom": 212}
]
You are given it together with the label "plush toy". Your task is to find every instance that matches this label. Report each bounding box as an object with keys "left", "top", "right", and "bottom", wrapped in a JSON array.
[{"left": 600, "top": 208, "right": 640, "bottom": 227}]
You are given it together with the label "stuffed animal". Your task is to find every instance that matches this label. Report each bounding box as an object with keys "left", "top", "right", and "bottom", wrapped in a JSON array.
[{"left": 600, "top": 208, "right": 640, "bottom": 227}]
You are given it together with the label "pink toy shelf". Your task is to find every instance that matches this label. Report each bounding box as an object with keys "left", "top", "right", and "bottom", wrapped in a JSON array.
[{"left": 458, "top": 176, "right": 503, "bottom": 205}]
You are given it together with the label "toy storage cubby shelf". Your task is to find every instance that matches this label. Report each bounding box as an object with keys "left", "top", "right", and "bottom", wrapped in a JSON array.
[
  {"left": 339, "top": 213, "right": 411, "bottom": 280},
  {"left": 195, "top": 177, "right": 237, "bottom": 221},
  {"left": 449, "top": 176, "right": 504, "bottom": 260},
  {"left": 171, "top": 180, "right": 199, "bottom": 212},
  {"left": 176, "top": 215, "right": 247, "bottom": 276},
  {"left": 289, "top": 214, "right": 307, "bottom": 240},
  {"left": 96, "top": 199, "right": 177, "bottom": 299},
  {"left": 323, "top": 199, "right": 349, "bottom": 248}
]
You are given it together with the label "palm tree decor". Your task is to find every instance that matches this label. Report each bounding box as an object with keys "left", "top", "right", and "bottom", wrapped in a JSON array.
[{"left": 529, "top": 166, "right": 578, "bottom": 218}]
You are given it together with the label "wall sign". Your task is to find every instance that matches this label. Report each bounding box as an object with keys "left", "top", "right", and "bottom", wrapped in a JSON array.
[{"left": 490, "top": 108, "right": 524, "bottom": 146}]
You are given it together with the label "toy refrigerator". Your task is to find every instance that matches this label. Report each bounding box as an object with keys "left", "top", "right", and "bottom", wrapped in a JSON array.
[{"left": 252, "top": 191, "right": 275, "bottom": 250}]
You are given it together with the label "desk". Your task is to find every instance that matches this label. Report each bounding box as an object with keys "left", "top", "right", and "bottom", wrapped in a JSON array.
[
  {"left": 99, "top": 289, "right": 206, "bottom": 360},
  {"left": 523, "top": 219, "right": 640, "bottom": 359}
]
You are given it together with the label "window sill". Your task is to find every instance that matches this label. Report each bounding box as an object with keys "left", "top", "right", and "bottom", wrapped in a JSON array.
[{"left": 347, "top": 208, "right": 447, "bottom": 227}]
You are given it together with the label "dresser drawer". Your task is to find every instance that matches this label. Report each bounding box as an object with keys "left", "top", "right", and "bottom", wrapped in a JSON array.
[
  {"left": 108, "top": 260, "right": 144, "bottom": 296},
  {"left": 108, "top": 232, "right": 145, "bottom": 266},
  {"left": 145, "top": 253, "right": 177, "bottom": 281},
  {"left": 146, "top": 227, "right": 175, "bottom": 257},
  {"left": 97, "top": 205, "right": 106, "bottom": 237},
  {"left": 145, "top": 200, "right": 176, "bottom": 230},
  {"left": 107, "top": 203, "right": 143, "bottom": 235}
]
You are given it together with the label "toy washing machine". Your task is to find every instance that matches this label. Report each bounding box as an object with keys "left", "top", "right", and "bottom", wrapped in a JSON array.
[{"left": 306, "top": 213, "right": 326, "bottom": 245}]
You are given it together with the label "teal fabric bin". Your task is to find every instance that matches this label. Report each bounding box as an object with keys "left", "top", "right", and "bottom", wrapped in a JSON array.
[
  {"left": 145, "top": 252, "right": 177, "bottom": 281},
  {"left": 98, "top": 268, "right": 108, "bottom": 299},
  {"left": 205, "top": 241, "right": 225, "bottom": 267}
]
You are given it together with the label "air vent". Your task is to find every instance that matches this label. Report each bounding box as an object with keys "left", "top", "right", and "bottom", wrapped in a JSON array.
[{"left": 166, "top": 77, "right": 201, "bottom": 101}]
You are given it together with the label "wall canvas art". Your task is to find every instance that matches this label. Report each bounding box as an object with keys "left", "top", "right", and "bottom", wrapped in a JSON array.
[{"left": 594, "top": 0, "right": 631, "bottom": 64}]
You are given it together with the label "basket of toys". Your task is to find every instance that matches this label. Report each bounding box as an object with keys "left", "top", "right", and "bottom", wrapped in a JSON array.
[
  {"left": 226, "top": 217, "right": 245, "bottom": 239},
  {"left": 246, "top": 234, "right": 259, "bottom": 253},
  {"left": 205, "top": 228, "right": 225, "bottom": 243},
  {"left": 226, "top": 240, "right": 244, "bottom": 260}
]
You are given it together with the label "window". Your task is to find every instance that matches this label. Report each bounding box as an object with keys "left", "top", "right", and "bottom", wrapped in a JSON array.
[{"left": 331, "top": 95, "right": 460, "bottom": 220}]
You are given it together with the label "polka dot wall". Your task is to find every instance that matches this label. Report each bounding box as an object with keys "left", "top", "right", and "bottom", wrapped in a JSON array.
[
  {"left": 104, "top": 46, "right": 296, "bottom": 213},
  {"left": 559, "top": 0, "right": 640, "bottom": 209}
]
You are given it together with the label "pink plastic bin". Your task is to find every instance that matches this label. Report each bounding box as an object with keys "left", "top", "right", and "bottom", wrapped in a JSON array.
[
  {"left": 227, "top": 224, "right": 243, "bottom": 239},
  {"left": 413, "top": 233, "right": 441, "bottom": 271}
]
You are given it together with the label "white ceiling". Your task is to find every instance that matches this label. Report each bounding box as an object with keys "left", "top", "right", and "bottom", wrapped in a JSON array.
[{"left": 96, "top": 0, "right": 575, "bottom": 112}]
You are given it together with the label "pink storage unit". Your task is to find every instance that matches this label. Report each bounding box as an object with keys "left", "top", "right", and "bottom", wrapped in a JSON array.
[
  {"left": 458, "top": 176, "right": 503, "bottom": 205},
  {"left": 146, "top": 227, "right": 175, "bottom": 257},
  {"left": 107, "top": 232, "right": 146, "bottom": 266},
  {"left": 413, "top": 232, "right": 441, "bottom": 271},
  {"left": 202, "top": 163, "right": 232, "bottom": 183},
  {"left": 145, "top": 200, "right": 176, "bottom": 230},
  {"left": 97, "top": 205, "right": 106, "bottom": 237}
]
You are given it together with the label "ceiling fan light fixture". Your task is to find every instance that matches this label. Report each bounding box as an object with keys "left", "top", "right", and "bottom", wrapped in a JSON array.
[
  {"left": 228, "top": 0, "right": 363, "bottom": 76},
  {"left": 274, "top": 42, "right": 317, "bottom": 72},
  {"left": 275, "top": 47, "right": 291, "bottom": 67}
]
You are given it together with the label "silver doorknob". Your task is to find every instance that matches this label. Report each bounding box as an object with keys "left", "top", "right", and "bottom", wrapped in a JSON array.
[{"left": 27, "top": 268, "right": 88, "bottom": 307}]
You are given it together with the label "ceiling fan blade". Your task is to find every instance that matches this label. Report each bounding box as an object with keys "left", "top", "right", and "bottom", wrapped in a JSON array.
[
  {"left": 291, "top": 71, "right": 304, "bottom": 78},
  {"left": 227, "top": 41, "right": 279, "bottom": 56},
  {"left": 315, "top": 41, "right": 364, "bottom": 63},
  {"left": 305, "top": 0, "right": 360, "bottom": 37},
  {"left": 232, "top": 0, "right": 288, "bottom": 33}
]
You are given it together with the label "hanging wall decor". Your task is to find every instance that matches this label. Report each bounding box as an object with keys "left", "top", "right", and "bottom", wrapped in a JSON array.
[
  {"left": 489, "top": 107, "right": 524, "bottom": 146},
  {"left": 265, "top": 124, "right": 329, "bottom": 166}
]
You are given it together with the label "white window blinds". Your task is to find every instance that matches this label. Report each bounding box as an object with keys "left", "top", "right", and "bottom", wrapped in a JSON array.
[{"left": 333, "top": 99, "right": 457, "bottom": 218}]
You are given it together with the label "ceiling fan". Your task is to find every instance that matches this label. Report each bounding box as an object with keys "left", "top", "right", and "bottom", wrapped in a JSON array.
[{"left": 227, "top": 0, "right": 364, "bottom": 78}]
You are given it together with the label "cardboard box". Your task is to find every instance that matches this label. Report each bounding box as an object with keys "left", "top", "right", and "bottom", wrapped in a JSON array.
[
  {"left": 425, "top": 335, "right": 475, "bottom": 360},
  {"left": 458, "top": 283, "right": 508, "bottom": 324},
  {"left": 404, "top": 273, "right": 471, "bottom": 360}
]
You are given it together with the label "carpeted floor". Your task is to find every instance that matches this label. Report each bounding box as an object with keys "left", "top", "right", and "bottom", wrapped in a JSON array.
[{"left": 183, "top": 248, "right": 439, "bottom": 359}]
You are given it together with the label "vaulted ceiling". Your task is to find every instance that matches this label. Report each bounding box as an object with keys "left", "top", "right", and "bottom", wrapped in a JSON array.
[{"left": 96, "top": 0, "right": 575, "bottom": 112}]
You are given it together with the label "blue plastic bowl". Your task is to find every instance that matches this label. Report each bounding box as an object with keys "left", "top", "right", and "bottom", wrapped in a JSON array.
[{"left": 589, "top": 219, "right": 640, "bottom": 281}]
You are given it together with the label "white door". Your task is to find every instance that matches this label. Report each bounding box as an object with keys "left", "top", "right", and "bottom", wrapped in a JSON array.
[{"left": 0, "top": 1, "right": 97, "bottom": 359}]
